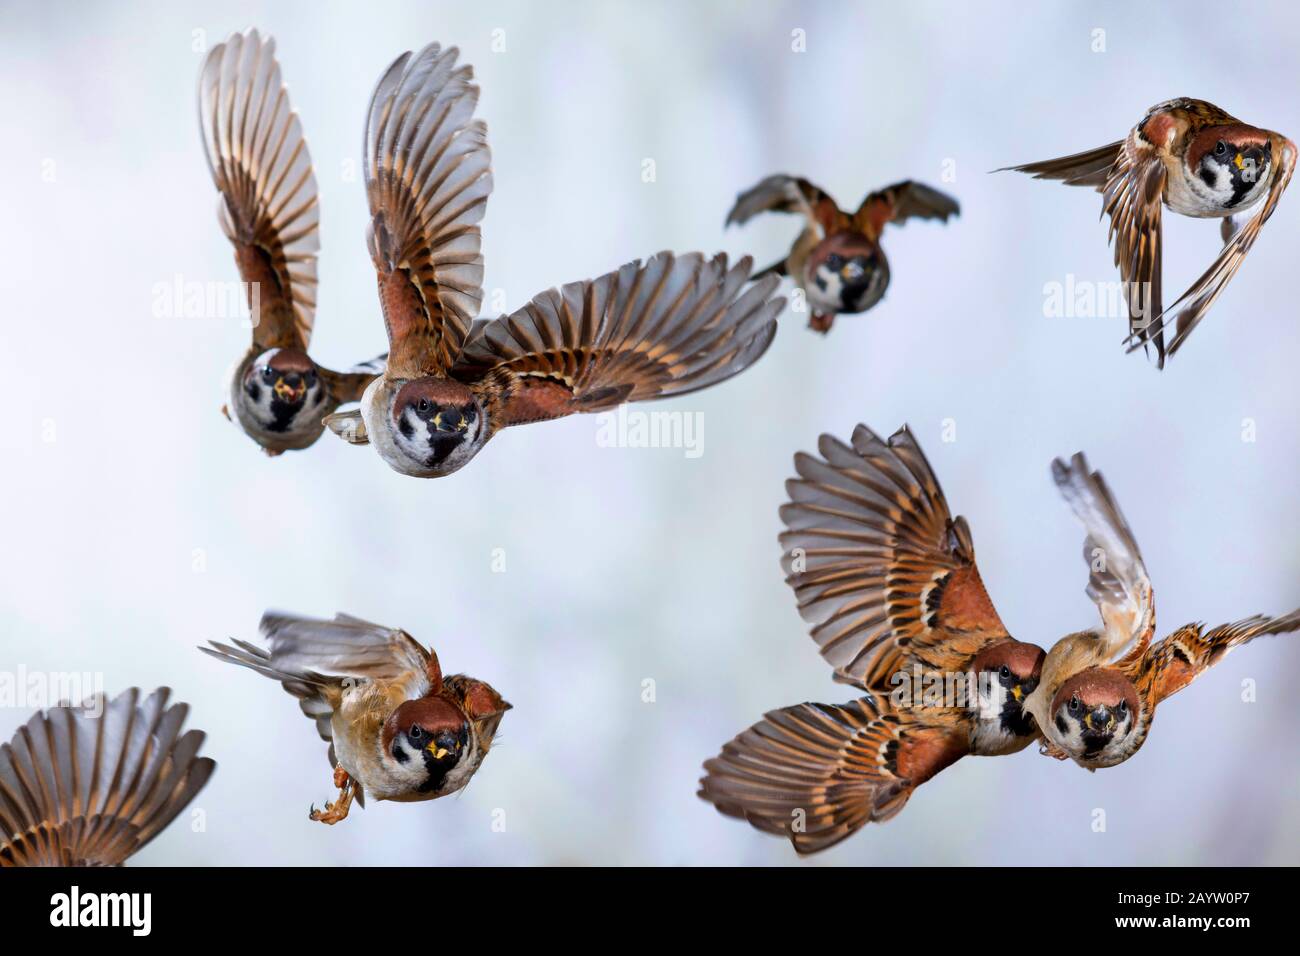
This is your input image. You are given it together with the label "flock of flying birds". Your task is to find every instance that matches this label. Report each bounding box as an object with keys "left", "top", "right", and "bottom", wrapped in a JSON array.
[{"left": 1, "top": 29, "right": 1297, "bottom": 865}]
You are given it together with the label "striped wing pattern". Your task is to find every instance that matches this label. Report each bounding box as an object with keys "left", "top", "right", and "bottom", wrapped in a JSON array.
[
  {"left": 780, "top": 424, "right": 1011, "bottom": 690},
  {"left": 0, "top": 688, "right": 214, "bottom": 867}
]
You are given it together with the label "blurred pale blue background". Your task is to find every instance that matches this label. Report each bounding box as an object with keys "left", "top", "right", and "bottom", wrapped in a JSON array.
[{"left": 1, "top": 0, "right": 1298, "bottom": 865}]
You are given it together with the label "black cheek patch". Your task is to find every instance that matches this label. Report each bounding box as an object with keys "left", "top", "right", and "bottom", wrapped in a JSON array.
[
  {"left": 1055, "top": 714, "right": 1069, "bottom": 735},
  {"left": 391, "top": 741, "right": 409, "bottom": 764},
  {"left": 245, "top": 383, "right": 262, "bottom": 402},
  {"left": 1200, "top": 167, "right": 1218, "bottom": 189},
  {"left": 398, "top": 414, "right": 414, "bottom": 440}
]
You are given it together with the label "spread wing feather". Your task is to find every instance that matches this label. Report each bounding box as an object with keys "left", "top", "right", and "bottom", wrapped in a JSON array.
[
  {"left": 198, "top": 29, "right": 319, "bottom": 351},
  {"left": 365, "top": 43, "right": 492, "bottom": 377},
  {"left": 0, "top": 688, "right": 214, "bottom": 867},
  {"left": 1051, "top": 453, "right": 1154, "bottom": 664},
  {"left": 1129, "top": 609, "right": 1300, "bottom": 707},
  {"left": 724, "top": 174, "right": 844, "bottom": 234},
  {"left": 452, "top": 252, "right": 782, "bottom": 426},
  {"left": 779, "top": 424, "right": 1012, "bottom": 691},
  {"left": 698, "top": 696, "right": 967, "bottom": 854},
  {"left": 852, "top": 180, "right": 960, "bottom": 240}
]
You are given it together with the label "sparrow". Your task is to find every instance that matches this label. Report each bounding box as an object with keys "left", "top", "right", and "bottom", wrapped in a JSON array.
[
  {"left": 724, "top": 175, "right": 960, "bottom": 333},
  {"left": 201, "top": 611, "right": 510, "bottom": 825},
  {"left": 1023, "top": 452, "right": 1300, "bottom": 769},
  {"left": 698, "top": 424, "right": 1045, "bottom": 853},
  {"left": 321, "top": 43, "right": 784, "bottom": 478},
  {"left": 198, "top": 29, "right": 385, "bottom": 456},
  {"left": 1002, "top": 98, "right": 1295, "bottom": 366},
  {"left": 0, "top": 687, "right": 215, "bottom": 866}
]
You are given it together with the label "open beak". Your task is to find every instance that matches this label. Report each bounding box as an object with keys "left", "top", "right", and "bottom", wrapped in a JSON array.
[
  {"left": 1233, "top": 152, "right": 1245, "bottom": 171},
  {"left": 273, "top": 378, "right": 304, "bottom": 403},
  {"left": 427, "top": 744, "right": 450, "bottom": 760}
]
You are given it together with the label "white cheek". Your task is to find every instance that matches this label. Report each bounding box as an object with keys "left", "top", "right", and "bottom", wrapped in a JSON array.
[
  {"left": 806, "top": 267, "right": 845, "bottom": 310},
  {"left": 1054, "top": 712, "right": 1086, "bottom": 749},
  {"left": 1197, "top": 163, "right": 1235, "bottom": 200},
  {"left": 974, "top": 678, "right": 1004, "bottom": 722},
  {"left": 393, "top": 411, "right": 427, "bottom": 452},
  {"left": 813, "top": 267, "right": 843, "bottom": 294}
]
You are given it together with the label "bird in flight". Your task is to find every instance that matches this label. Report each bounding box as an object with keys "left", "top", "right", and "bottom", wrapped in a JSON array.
[
  {"left": 322, "top": 42, "right": 784, "bottom": 478},
  {"left": 1003, "top": 97, "right": 1295, "bottom": 366}
]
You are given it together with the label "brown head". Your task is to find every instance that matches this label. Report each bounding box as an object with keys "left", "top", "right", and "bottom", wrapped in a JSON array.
[
  {"left": 381, "top": 696, "right": 470, "bottom": 794},
  {"left": 1185, "top": 123, "right": 1273, "bottom": 209},
  {"left": 1049, "top": 667, "right": 1140, "bottom": 764},
  {"left": 388, "top": 376, "right": 487, "bottom": 474},
  {"left": 803, "top": 231, "right": 890, "bottom": 316},
  {"left": 970, "top": 639, "right": 1046, "bottom": 739}
]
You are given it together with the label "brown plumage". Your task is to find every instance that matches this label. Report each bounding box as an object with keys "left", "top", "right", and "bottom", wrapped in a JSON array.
[
  {"left": 700, "top": 425, "right": 1044, "bottom": 854},
  {"left": 201, "top": 611, "right": 509, "bottom": 824},
  {"left": 1024, "top": 453, "right": 1300, "bottom": 769},
  {"left": 0, "top": 688, "right": 215, "bottom": 866},
  {"left": 199, "top": 30, "right": 384, "bottom": 455},
  {"left": 725, "top": 174, "right": 959, "bottom": 333},
  {"left": 324, "top": 42, "right": 784, "bottom": 478},
  {"left": 1003, "top": 97, "right": 1295, "bottom": 366}
]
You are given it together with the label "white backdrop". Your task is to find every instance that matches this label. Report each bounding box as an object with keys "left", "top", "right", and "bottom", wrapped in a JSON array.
[{"left": 1, "top": 0, "right": 1297, "bottom": 865}]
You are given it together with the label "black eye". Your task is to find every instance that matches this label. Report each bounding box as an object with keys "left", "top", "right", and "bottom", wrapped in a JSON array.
[
  {"left": 262, "top": 367, "right": 276, "bottom": 383},
  {"left": 999, "top": 665, "right": 1010, "bottom": 680},
  {"left": 1068, "top": 696, "right": 1081, "bottom": 714},
  {"left": 409, "top": 725, "right": 423, "bottom": 740},
  {"left": 825, "top": 254, "right": 843, "bottom": 269},
  {"left": 1117, "top": 700, "right": 1128, "bottom": 716},
  {"left": 1214, "top": 140, "right": 1227, "bottom": 157},
  {"left": 417, "top": 398, "right": 430, "bottom": 413},
  {"left": 304, "top": 370, "right": 317, "bottom": 386}
]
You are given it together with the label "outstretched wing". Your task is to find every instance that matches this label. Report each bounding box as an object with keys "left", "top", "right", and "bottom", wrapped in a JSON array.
[
  {"left": 0, "top": 688, "right": 214, "bottom": 867},
  {"left": 851, "top": 180, "right": 960, "bottom": 240},
  {"left": 1051, "top": 453, "right": 1154, "bottom": 665},
  {"left": 450, "top": 252, "right": 782, "bottom": 427},
  {"left": 365, "top": 43, "right": 492, "bottom": 378},
  {"left": 1102, "top": 138, "right": 1168, "bottom": 364},
  {"left": 725, "top": 174, "right": 845, "bottom": 235},
  {"left": 698, "top": 696, "right": 967, "bottom": 854},
  {"left": 1001, "top": 138, "right": 1168, "bottom": 362},
  {"left": 198, "top": 28, "right": 319, "bottom": 351},
  {"left": 779, "top": 424, "right": 1013, "bottom": 691},
  {"left": 1147, "top": 136, "right": 1296, "bottom": 359},
  {"left": 1130, "top": 609, "right": 1300, "bottom": 707}
]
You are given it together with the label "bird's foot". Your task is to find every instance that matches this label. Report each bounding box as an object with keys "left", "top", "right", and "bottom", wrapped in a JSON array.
[
  {"left": 309, "top": 777, "right": 355, "bottom": 825},
  {"left": 1038, "top": 741, "right": 1070, "bottom": 761},
  {"left": 808, "top": 312, "right": 834, "bottom": 334}
]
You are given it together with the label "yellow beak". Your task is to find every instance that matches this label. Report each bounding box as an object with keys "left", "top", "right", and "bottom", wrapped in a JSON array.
[
  {"left": 1011, "top": 685, "right": 1023, "bottom": 702},
  {"left": 428, "top": 745, "right": 449, "bottom": 759},
  {"left": 1234, "top": 153, "right": 1245, "bottom": 170}
]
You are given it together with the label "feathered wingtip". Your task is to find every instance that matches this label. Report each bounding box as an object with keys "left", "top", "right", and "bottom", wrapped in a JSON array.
[{"left": 0, "top": 687, "right": 215, "bottom": 867}]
